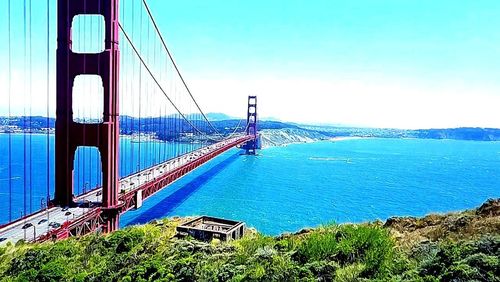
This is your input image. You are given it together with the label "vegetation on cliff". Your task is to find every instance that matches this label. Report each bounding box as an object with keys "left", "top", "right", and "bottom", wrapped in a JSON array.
[{"left": 0, "top": 199, "right": 498, "bottom": 281}]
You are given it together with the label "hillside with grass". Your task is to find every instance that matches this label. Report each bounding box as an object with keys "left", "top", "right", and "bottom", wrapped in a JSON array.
[{"left": 0, "top": 199, "right": 498, "bottom": 281}]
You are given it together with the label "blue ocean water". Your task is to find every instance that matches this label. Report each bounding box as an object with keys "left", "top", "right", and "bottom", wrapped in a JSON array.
[
  {"left": 1, "top": 135, "right": 499, "bottom": 234},
  {"left": 121, "top": 138, "right": 500, "bottom": 235}
]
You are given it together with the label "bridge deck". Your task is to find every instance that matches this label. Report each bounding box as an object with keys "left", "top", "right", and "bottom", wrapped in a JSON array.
[{"left": 0, "top": 135, "right": 252, "bottom": 245}]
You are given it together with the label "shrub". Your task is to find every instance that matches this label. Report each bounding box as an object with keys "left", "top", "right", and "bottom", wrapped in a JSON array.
[
  {"left": 295, "top": 224, "right": 396, "bottom": 278},
  {"left": 416, "top": 235, "right": 500, "bottom": 281}
]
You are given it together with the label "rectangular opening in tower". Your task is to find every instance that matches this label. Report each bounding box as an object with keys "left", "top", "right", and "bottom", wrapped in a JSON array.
[
  {"left": 71, "top": 15, "right": 105, "bottom": 54},
  {"left": 72, "top": 74, "right": 104, "bottom": 123},
  {"left": 73, "top": 146, "right": 102, "bottom": 198}
]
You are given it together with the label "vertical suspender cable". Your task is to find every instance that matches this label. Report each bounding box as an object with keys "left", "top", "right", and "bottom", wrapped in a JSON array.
[
  {"left": 98, "top": 3, "right": 102, "bottom": 189},
  {"left": 145, "top": 15, "right": 149, "bottom": 168},
  {"left": 174, "top": 84, "right": 178, "bottom": 158},
  {"left": 8, "top": 0, "right": 12, "bottom": 222},
  {"left": 155, "top": 37, "right": 160, "bottom": 164},
  {"left": 46, "top": 0, "right": 50, "bottom": 217},
  {"left": 28, "top": 0, "right": 33, "bottom": 214},
  {"left": 23, "top": 0, "right": 28, "bottom": 220},
  {"left": 75, "top": 8, "right": 80, "bottom": 194},
  {"left": 168, "top": 62, "right": 171, "bottom": 161},
  {"left": 138, "top": 5, "right": 143, "bottom": 172},
  {"left": 93, "top": 2, "right": 98, "bottom": 190},
  {"left": 147, "top": 19, "right": 152, "bottom": 167},
  {"left": 131, "top": 0, "right": 135, "bottom": 173},
  {"left": 78, "top": 10, "right": 82, "bottom": 194},
  {"left": 88, "top": 0, "right": 92, "bottom": 191},
  {"left": 120, "top": 0, "right": 124, "bottom": 178},
  {"left": 125, "top": 2, "right": 129, "bottom": 176},
  {"left": 130, "top": 4, "right": 135, "bottom": 176},
  {"left": 83, "top": 5, "right": 88, "bottom": 194}
]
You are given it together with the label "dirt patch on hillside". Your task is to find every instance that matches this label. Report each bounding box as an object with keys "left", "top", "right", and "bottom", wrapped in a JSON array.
[{"left": 384, "top": 198, "right": 500, "bottom": 250}]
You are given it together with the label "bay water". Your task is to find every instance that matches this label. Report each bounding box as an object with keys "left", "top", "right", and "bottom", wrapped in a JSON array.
[
  {"left": 1, "top": 134, "right": 499, "bottom": 235},
  {"left": 121, "top": 138, "right": 500, "bottom": 235}
]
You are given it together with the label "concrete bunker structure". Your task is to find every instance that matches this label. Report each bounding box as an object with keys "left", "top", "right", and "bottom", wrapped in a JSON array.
[{"left": 176, "top": 216, "right": 245, "bottom": 241}]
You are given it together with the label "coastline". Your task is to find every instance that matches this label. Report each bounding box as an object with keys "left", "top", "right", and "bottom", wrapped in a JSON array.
[
  {"left": 259, "top": 129, "right": 366, "bottom": 149},
  {"left": 329, "top": 136, "right": 365, "bottom": 142},
  {"left": 272, "top": 136, "right": 365, "bottom": 148}
]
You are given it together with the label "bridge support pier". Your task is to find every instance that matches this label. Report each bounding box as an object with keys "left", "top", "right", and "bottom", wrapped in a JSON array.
[{"left": 55, "top": 0, "right": 121, "bottom": 231}]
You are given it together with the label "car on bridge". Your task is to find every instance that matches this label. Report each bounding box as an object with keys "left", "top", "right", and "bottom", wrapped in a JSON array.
[
  {"left": 49, "top": 222, "right": 61, "bottom": 229},
  {"left": 38, "top": 219, "right": 48, "bottom": 225}
]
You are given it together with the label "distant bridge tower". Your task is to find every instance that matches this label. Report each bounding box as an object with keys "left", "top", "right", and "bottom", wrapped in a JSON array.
[
  {"left": 243, "top": 96, "right": 258, "bottom": 154},
  {"left": 55, "top": 0, "right": 121, "bottom": 232}
]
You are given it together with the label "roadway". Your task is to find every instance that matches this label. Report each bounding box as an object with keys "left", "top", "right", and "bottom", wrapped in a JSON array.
[{"left": 0, "top": 135, "right": 247, "bottom": 245}]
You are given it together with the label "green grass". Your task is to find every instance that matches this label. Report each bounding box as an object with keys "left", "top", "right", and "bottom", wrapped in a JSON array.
[{"left": 294, "top": 224, "right": 399, "bottom": 279}]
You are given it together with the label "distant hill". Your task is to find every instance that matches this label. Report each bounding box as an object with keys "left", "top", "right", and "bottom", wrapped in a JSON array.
[
  {"left": 2, "top": 116, "right": 500, "bottom": 142},
  {"left": 304, "top": 125, "right": 500, "bottom": 141},
  {"left": 259, "top": 116, "right": 283, "bottom": 122},
  {"left": 413, "top": 127, "right": 500, "bottom": 141},
  {"left": 205, "top": 113, "right": 236, "bottom": 121}
]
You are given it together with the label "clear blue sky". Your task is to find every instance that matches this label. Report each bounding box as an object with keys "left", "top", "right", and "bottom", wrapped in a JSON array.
[{"left": 1, "top": 0, "right": 500, "bottom": 129}]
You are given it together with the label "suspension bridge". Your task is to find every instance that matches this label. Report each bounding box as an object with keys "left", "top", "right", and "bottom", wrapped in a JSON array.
[{"left": 0, "top": 0, "right": 258, "bottom": 244}]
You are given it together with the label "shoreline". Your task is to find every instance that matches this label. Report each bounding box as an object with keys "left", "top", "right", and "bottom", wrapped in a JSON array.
[
  {"left": 329, "top": 136, "right": 365, "bottom": 142},
  {"left": 261, "top": 135, "right": 367, "bottom": 149}
]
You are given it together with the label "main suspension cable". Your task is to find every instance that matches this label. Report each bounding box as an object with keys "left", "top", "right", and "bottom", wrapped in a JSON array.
[
  {"left": 140, "top": 0, "right": 221, "bottom": 136},
  {"left": 225, "top": 119, "right": 246, "bottom": 139},
  {"left": 118, "top": 22, "right": 222, "bottom": 142}
]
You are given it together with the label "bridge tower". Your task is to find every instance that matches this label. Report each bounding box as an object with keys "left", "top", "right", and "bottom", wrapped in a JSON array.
[
  {"left": 55, "top": 0, "right": 121, "bottom": 231},
  {"left": 243, "top": 96, "right": 258, "bottom": 154}
]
